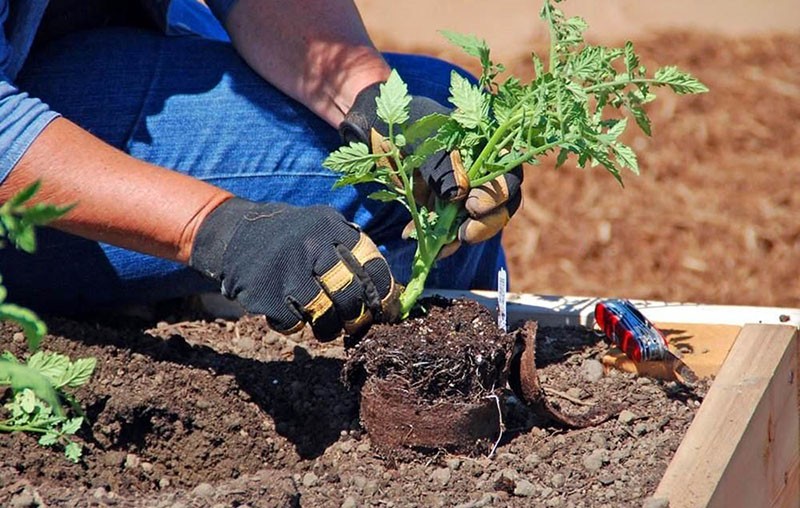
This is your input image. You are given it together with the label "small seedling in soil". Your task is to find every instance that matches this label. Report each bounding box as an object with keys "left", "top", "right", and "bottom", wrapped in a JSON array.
[
  {"left": 0, "top": 351, "right": 96, "bottom": 462},
  {"left": 0, "top": 182, "right": 95, "bottom": 463},
  {"left": 324, "top": 0, "right": 707, "bottom": 316}
]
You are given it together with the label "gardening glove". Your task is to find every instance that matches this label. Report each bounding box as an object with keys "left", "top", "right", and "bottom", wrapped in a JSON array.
[
  {"left": 340, "top": 81, "right": 523, "bottom": 258},
  {"left": 189, "top": 198, "right": 400, "bottom": 342}
]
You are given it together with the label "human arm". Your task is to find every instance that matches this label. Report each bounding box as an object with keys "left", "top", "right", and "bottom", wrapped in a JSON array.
[
  {"left": 1, "top": 116, "right": 398, "bottom": 338},
  {"left": 220, "top": 0, "right": 391, "bottom": 128}
]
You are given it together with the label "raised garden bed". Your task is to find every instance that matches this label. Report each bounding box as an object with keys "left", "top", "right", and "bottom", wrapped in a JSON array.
[{"left": 1, "top": 292, "right": 796, "bottom": 507}]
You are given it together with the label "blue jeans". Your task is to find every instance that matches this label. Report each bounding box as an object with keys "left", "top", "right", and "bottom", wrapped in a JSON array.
[{"left": 2, "top": 25, "right": 504, "bottom": 313}]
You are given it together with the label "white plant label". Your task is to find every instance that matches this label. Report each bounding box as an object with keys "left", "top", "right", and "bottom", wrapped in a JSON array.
[{"left": 497, "top": 267, "right": 507, "bottom": 332}]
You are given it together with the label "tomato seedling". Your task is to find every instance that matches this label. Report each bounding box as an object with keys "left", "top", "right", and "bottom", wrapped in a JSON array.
[
  {"left": 0, "top": 181, "right": 94, "bottom": 462},
  {"left": 325, "top": 0, "right": 707, "bottom": 317}
]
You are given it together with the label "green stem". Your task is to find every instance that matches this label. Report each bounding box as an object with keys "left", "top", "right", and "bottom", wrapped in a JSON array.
[
  {"left": 469, "top": 139, "right": 563, "bottom": 187},
  {"left": 391, "top": 148, "right": 429, "bottom": 261},
  {"left": 399, "top": 202, "right": 460, "bottom": 317},
  {"left": 0, "top": 422, "right": 48, "bottom": 433},
  {"left": 468, "top": 108, "right": 526, "bottom": 180},
  {"left": 584, "top": 78, "right": 663, "bottom": 93},
  {"left": 543, "top": 1, "right": 558, "bottom": 73}
]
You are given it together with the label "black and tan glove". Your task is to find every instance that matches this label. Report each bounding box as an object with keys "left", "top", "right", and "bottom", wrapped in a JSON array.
[
  {"left": 340, "top": 81, "right": 523, "bottom": 257},
  {"left": 189, "top": 198, "right": 400, "bottom": 341}
]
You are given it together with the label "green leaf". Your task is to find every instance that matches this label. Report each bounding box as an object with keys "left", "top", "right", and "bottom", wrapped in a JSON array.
[
  {"left": 624, "top": 41, "right": 640, "bottom": 77},
  {"left": 60, "top": 358, "right": 97, "bottom": 389},
  {"left": 64, "top": 442, "right": 82, "bottom": 462},
  {"left": 0, "top": 360, "right": 63, "bottom": 415},
  {"left": 439, "top": 30, "right": 489, "bottom": 59},
  {"left": 8, "top": 181, "right": 41, "bottom": 208},
  {"left": 0, "top": 303, "right": 46, "bottom": 351},
  {"left": 1, "top": 351, "right": 18, "bottom": 364},
  {"left": 405, "top": 137, "right": 445, "bottom": 170},
  {"left": 555, "top": 148, "right": 570, "bottom": 168},
  {"left": 61, "top": 416, "right": 83, "bottom": 435},
  {"left": 403, "top": 113, "right": 449, "bottom": 145},
  {"left": 27, "top": 351, "right": 70, "bottom": 384},
  {"left": 19, "top": 388, "right": 37, "bottom": 413},
  {"left": 323, "top": 142, "right": 377, "bottom": 175},
  {"left": 630, "top": 105, "right": 652, "bottom": 136},
  {"left": 613, "top": 142, "right": 639, "bottom": 174},
  {"left": 367, "top": 190, "right": 400, "bottom": 203},
  {"left": 10, "top": 225, "right": 36, "bottom": 253},
  {"left": 21, "top": 203, "right": 73, "bottom": 226},
  {"left": 39, "top": 432, "right": 59, "bottom": 446},
  {"left": 448, "top": 71, "right": 486, "bottom": 129},
  {"left": 376, "top": 70, "right": 411, "bottom": 126},
  {"left": 654, "top": 66, "right": 709, "bottom": 94},
  {"left": 597, "top": 117, "right": 627, "bottom": 145}
]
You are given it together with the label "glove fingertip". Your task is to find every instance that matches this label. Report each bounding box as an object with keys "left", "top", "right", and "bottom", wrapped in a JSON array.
[{"left": 458, "top": 210, "right": 510, "bottom": 245}]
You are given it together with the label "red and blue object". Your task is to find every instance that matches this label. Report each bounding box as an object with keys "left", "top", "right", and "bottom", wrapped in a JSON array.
[{"left": 594, "top": 299, "right": 670, "bottom": 362}]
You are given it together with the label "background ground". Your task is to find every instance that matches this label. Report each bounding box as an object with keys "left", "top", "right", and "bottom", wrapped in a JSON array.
[{"left": 358, "top": 0, "right": 800, "bottom": 309}]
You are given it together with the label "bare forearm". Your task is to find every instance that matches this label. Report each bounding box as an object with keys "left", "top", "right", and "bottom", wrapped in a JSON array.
[
  {"left": 225, "top": 0, "right": 391, "bottom": 127},
  {"left": 0, "top": 118, "right": 233, "bottom": 263}
]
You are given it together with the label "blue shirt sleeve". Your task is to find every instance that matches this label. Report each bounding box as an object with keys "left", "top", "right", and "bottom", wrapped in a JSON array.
[
  {"left": 0, "top": 77, "right": 60, "bottom": 184},
  {"left": 0, "top": 0, "right": 59, "bottom": 184}
]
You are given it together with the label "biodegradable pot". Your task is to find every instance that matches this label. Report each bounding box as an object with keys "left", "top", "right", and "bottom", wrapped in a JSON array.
[
  {"left": 345, "top": 298, "right": 515, "bottom": 456},
  {"left": 359, "top": 377, "right": 501, "bottom": 454}
]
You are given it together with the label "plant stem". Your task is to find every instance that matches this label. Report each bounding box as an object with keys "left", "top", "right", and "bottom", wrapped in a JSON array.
[
  {"left": 391, "top": 148, "right": 429, "bottom": 261},
  {"left": 583, "top": 77, "right": 662, "bottom": 93},
  {"left": 469, "top": 139, "right": 563, "bottom": 187},
  {"left": 399, "top": 202, "right": 460, "bottom": 317},
  {"left": 0, "top": 422, "right": 47, "bottom": 433}
]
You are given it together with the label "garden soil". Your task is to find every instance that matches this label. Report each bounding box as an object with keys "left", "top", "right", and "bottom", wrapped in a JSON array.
[
  {"left": 0, "top": 302, "right": 706, "bottom": 508},
  {"left": 1, "top": 27, "right": 799, "bottom": 508}
]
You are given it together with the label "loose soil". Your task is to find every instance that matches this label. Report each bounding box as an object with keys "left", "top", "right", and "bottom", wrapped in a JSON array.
[{"left": 1, "top": 298, "right": 706, "bottom": 507}]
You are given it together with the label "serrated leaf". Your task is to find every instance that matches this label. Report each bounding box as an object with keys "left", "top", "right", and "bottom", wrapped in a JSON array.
[
  {"left": 376, "top": 70, "right": 411, "bottom": 125},
  {"left": 10, "top": 226, "right": 36, "bottom": 253},
  {"left": 624, "top": 41, "right": 640, "bottom": 77},
  {"left": 19, "top": 388, "right": 38, "bottom": 413},
  {"left": 323, "top": 142, "right": 377, "bottom": 175},
  {"left": 64, "top": 442, "right": 82, "bottom": 462},
  {"left": 568, "top": 46, "right": 602, "bottom": 80},
  {"left": 39, "top": 432, "right": 59, "bottom": 446},
  {"left": 61, "top": 416, "right": 83, "bottom": 435},
  {"left": 332, "top": 173, "right": 378, "bottom": 190},
  {"left": 439, "top": 30, "right": 489, "bottom": 59},
  {"left": 630, "top": 105, "right": 652, "bottom": 136},
  {"left": 613, "top": 142, "right": 639, "bottom": 174},
  {"left": 599, "top": 117, "right": 627, "bottom": 144},
  {"left": 654, "top": 66, "right": 709, "bottom": 94},
  {"left": 532, "top": 52, "right": 545, "bottom": 78},
  {"left": 0, "top": 303, "right": 46, "bottom": 351},
  {"left": 555, "top": 148, "right": 570, "bottom": 168},
  {"left": 0, "top": 360, "right": 62, "bottom": 414},
  {"left": 367, "top": 190, "right": 400, "bottom": 203},
  {"left": 60, "top": 358, "right": 96, "bottom": 388},
  {"left": 8, "top": 181, "right": 41, "bottom": 208},
  {"left": 403, "top": 113, "right": 448, "bottom": 145},
  {"left": 21, "top": 203, "right": 73, "bottom": 226},
  {"left": 448, "top": 71, "right": 486, "bottom": 129},
  {"left": 406, "top": 137, "right": 446, "bottom": 170},
  {"left": 27, "top": 351, "right": 70, "bottom": 384}
]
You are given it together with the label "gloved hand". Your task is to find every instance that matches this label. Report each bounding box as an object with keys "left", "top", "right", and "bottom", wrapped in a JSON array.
[
  {"left": 189, "top": 198, "right": 400, "bottom": 341},
  {"left": 340, "top": 81, "right": 523, "bottom": 256}
]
